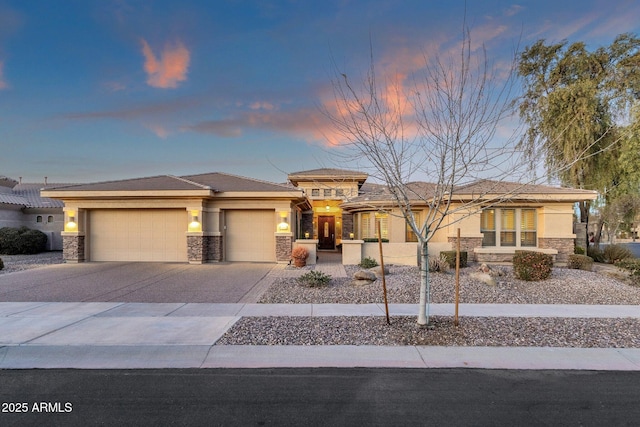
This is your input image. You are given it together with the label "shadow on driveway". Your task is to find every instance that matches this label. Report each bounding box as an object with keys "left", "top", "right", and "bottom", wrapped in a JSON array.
[{"left": 0, "top": 262, "right": 276, "bottom": 303}]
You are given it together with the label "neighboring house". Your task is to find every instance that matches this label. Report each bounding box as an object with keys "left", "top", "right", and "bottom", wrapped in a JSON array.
[
  {"left": 42, "top": 169, "right": 598, "bottom": 265},
  {"left": 0, "top": 176, "right": 67, "bottom": 250}
]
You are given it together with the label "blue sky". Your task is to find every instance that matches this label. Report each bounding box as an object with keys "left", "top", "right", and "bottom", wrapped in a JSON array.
[{"left": 1, "top": 0, "right": 639, "bottom": 184}]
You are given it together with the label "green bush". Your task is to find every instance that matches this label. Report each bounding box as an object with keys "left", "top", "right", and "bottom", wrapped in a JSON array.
[
  {"left": 567, "top": 254, "right": 594, "bottom": 271},
  {"left": 574, "top": 246, "right": 585, "bottom": 255},
  {"left": 362, "top": 238, "right": 389, "bottom": 243},
  {"left": 297, "top": 270, "right": 332, "bottom": 288},
  {"left": 615, "top": 259, "right": 640, "bottom": 280},
  {"left": 428, "top": 255, "right": 450, "bottom": 273},
  {"left": 358, "top": 256, "right": 379, "bottom": 269},
  {"left": 603, "top": 244, "right": 633, "bottom": 264},
  {"left": 587, "top": 246, "right": 605, "bottom": 263},
  {"left": 512, "top": 250, "right": 553, "bottom": 281},
  {"left": 439, "top": 250, "right": 468, "bottom": 268},
  {"left": 0, "top": 227, "right": 48, "bottom": 255}
]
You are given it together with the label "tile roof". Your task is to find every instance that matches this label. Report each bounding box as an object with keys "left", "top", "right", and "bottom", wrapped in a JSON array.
[
  {"left": 181, "top": 172, "right": 297, "bottom": 192},
  {"left": 0, "top": 182, "right": 69, "bottom": 208},
  {"left": 44, "top": 172, "right": 300, "bottom": 193}
]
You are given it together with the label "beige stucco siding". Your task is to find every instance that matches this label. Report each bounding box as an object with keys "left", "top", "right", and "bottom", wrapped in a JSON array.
[{"left": 88, "top": 209, "right": 188, "bottom": 262}]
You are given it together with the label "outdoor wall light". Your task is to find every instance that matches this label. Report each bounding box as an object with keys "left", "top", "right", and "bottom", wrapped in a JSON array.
[
  {"left": 278, "top": 218, "right": 289, "bottom": 232},
  {"left": 188, "top": 214, "right": 201, "bottom": 232},
  {"left": 66, "top": 216, "right": 77, "bottom": 231},
  {"left": 349, "top": 232, "right": 354, "bottom": 240},
  {"left": 304, "top": 232, "right": 310, "bottom": 239}
]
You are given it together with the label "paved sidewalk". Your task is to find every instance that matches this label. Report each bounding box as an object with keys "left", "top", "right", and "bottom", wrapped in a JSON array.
[{"left": 1, "top": 301, "right": 639, "bottom": 370}]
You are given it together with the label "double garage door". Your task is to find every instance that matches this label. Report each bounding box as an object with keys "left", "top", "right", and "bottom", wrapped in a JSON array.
[{"left": 88, "top": 209, "right": 275, "bottom": 262}]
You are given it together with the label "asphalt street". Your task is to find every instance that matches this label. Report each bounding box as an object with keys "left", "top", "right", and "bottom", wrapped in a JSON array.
[{"left": 1, "top": 368, "right": 639, "bottom": 426}]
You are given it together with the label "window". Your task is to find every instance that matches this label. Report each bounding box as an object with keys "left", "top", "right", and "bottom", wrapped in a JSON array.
[
  {"left": 311, "top": 189, "right": 320, "bottom": 197},
  {"left": 323, "top": 189, "right": 332, "bottom": 197},
  {"left": 361, "top": 213, "right": 372, "bottom": 239},
  {"left": 500, "top": 209, "right": 516, "bottom": 247},
  {"left": 336, "top": 188, "right": 345, "bottom": 197},
  {"left": 36, "top": 216, "right": 43, "bottom": 223},
  {"left": 47, "top": 216, "right": 54, "bottom": 223},
  {"left": 481, "top": 208, "right": 537, "bottom": 248},
  {"left": 375, "top": 213, "right": 389, "bottom": 240},
  {"left": 521, "top": 209, "right": 537, "bottom": 247},
  {"left": 480, "top": 209, "right": 496, "bottom": 246},
  {"left": 405, "top": 212, "right": 421, "bottom": 242}
]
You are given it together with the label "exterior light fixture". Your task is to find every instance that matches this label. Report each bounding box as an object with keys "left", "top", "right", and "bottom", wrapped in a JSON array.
[
  {"left": 349, "top": 232, "right": 354, "bottom": 240},
  {"left": 188, "top": 211, "right": 201, "bottom": 232},
  {"left": 277, "top": 218, "right": 289, "bottom": 232},
  {"left": 304, "top": 232, "right": 310, "bottom": 239},
  {"left": 65, "top": 210, "right": 77, "bottom": 231}
]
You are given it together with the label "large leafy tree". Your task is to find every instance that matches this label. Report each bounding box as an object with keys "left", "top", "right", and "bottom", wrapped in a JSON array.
[{"left": 518, "top": 33, "right": 640, "bottom": 245}]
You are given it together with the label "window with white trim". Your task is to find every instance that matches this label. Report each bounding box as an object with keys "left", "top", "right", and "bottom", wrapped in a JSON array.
[{"left": 481, "top": 208, "right": 537, "bottom": 247}]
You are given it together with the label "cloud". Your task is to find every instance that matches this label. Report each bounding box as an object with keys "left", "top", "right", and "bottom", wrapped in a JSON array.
[
  {"left": 0, "top": 61, "right": 7, "bottom": 89},
  {"left": 140, "top": 38, "right": 190, "bottom": 88}
]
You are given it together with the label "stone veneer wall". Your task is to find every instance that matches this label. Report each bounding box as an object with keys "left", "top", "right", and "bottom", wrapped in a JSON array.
[
  {"left": 341, "top": 213, "right": 354, "bottom": 240},
  {"left": 188, "top": 235, "right": 223, "bottom": 263},
  {"left": 62, "top": 235, "right": 85, "bottom": 262},
  {"left": 538, "top": 237, "right": 574, "bottom": 263},
  {"left": 276, "top": 235, "right": 292, "bottom": 262},
  {"left": 447, "top": 236, "right": 483, "bottom": 262},
  {"left": 206, "top": 235, "right": 223, "bottom": 262},
  {"left": 301, "top": 212, "right": 313, "bottom": 238}
]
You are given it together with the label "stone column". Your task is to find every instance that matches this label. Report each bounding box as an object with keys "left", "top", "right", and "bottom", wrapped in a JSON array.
[{"left": 62, "top": 233, "right": 85, "bottom": 263}]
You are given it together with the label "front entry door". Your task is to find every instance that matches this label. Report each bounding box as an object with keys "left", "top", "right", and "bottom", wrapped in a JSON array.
[{"left": 318, "top": 216, "right": 335, "bottom": 250}]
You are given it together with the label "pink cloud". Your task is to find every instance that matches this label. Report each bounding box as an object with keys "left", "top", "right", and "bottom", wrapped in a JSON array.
[
  {"left": 140, "top": 38, "right": 190, "bottom": 89},
  {"left": 0, "top": 61, "right": 7, "bottom": 90}
]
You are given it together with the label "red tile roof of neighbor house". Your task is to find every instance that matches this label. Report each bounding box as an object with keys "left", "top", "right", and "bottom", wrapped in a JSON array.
[{"left": 44, "top": 172, "right": 300, "bottom": 193}]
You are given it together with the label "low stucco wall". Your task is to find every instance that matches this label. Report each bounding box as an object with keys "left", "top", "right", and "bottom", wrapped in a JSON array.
[{"left": 343, "top": 241, "right": 452, "bottom": 266}]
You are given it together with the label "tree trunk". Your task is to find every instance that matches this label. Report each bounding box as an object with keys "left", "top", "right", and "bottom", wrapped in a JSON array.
[{"left": 417, "top": 241, "right": 430, "bottom": 326}]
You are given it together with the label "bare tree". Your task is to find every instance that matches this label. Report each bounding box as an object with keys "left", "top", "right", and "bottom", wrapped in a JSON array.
[{"left": 324, "top": 26, "right": 525, "bottom": 325}]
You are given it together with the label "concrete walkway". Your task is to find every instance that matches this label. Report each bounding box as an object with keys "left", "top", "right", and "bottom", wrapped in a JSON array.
[{"left": 1, "top": 301, "right": 639, "bottom": 370}]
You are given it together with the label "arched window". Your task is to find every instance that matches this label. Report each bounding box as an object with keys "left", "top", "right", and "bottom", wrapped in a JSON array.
[{"left": 36, "top": 215, "right": 43, "bottom": 223}]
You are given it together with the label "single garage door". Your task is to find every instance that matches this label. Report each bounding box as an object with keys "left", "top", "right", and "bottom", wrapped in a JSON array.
[
  {"left": 89, "top": 209, "right": 188, "bottom": 262},
  {"left": 225, "top": 210, "right": 275, "bottom": 262}
]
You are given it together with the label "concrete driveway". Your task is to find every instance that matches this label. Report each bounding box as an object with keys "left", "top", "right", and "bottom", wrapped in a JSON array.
[{"left": 0, "top": 262, "right": 277, "bottom": 303}]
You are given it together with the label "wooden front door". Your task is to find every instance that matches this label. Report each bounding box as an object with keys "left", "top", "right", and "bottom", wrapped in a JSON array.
[{"left": 318, "top": 215, "right": 335, "bottom": 250}]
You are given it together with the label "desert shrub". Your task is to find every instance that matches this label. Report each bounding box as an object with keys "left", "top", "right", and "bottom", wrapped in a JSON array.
[
  {"left": 587, "top": 246, "right": 605, "bottom": 263},
  {"left": 512, "top": 250, "right": 553, "bottom": 281},
  {"left": 358, "top": 256, "right": 379, "bottom": 269},
  {"left": 297, "top": 270, "right": 332, "bottom": 288},
  {"left": 428, "top": 255, "right": 450, "bottom": 273},
  {"left": 291, "top": 246, "right": 309, "bottom": 260},
  {"left": 567, "top": 254, "right": 594, "bottom": 271},
  {"left": 615, "top": 259, "right": 640, "bottom": 281},
  {"left": 574, "top": 246, "right": 585, "bottom": 255},
  {"left": 603, "top": 244, "right": 633, "bottom": 264},
  {"left": 0, "top": 227, "right": 48, "bottom": 255},
  {"left": 0, "top": 257, "right": 3, "bottom": 271},
  {"left": 439, "top": 250, "right": 468, "bottom": 268}
]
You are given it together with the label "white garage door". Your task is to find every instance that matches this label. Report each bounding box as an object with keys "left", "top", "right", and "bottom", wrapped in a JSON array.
[
  {"left": 225, "top": 210, "right": 275, "bottom": 262},
  {"left": 89, "top": 209, "right": 187, "bottom": 262}
]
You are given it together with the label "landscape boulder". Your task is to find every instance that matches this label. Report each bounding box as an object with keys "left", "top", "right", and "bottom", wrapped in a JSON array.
[{"left": 350, "top": 269, "right": 377, "bottom": 286}]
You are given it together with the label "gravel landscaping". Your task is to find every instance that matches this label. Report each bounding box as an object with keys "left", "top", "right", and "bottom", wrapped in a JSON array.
[
  {"left": 0, "top": 251, "right": 63, "bottom": 274},
  {"left": 218, "top": 263, "right": 640, "bottom": 347}
]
